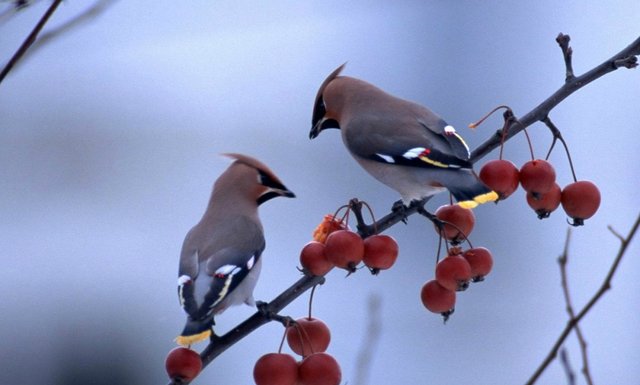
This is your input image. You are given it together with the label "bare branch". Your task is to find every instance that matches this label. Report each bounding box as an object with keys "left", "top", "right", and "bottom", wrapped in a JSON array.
[
  {"left": 558, "top": 228, "right": 594, "bottom": 385},
  {"left": 559, "top": 348, "right": 577, "bottom": 385},
  {"left": 19, "top": 0, "right": 118, "bottom": 65},
  {"left": 471, "top": 34, "right": 640, "bottom": 163},
  {"left": 556, "top": 33, "right": 575, "bottom": 82},
  {"left": 0, "top": 0, "right": 63, "bottom": 85},
  {"left": 525, "top": 213, "right": 640, "bottom": 385},
  {"left": 353, "top": 294, "right": 383, "bottom": 385},
  {"left": 0, "top": 0, "right": 117, "bottom": 85}
]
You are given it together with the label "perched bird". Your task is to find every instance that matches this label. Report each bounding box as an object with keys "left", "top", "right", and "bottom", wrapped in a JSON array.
[
  {"left": 175, "top": 154, "right": 295, "bottom": 346},
  {"left": 310, "top": 64, "right": 497, "bottom": 209}
]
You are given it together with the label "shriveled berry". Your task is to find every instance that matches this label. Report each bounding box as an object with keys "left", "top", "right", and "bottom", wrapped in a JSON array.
[{"left": 312, "top": 214, "right": 347, "bottom": 243}]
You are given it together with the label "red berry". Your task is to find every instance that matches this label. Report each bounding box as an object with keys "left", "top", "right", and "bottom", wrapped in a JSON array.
[
  {"left": 300, "top": 241, "right": 333, "bottom": 276},
  {"left": 479, "top": 159, "right": 520, "bottom": 199},
  {"left": 363, "top": 234, "right": 399, "bottom": 274},
  {"left": 253, "top": 353, "right": 299, "bottom": 385},
  {"left": 297, "top": 352, "right": 342, "bottom": 385},
  {"left": 435, "top": 254, "right": 473, "bottom": 291},
  {"left": 165, "top": 347, "right": 202, "bottom": 382},
  {"left": 420, "top": 279, "right": 456, "bottom": 317},
  {"left": 526, "top": 182, "right": 561, "bottom": 219},
  {"left": 462, "top": 247, "right": 493, "bottom": 281},
  {"left": 561, "top": 181, "right": 601, "bottom": 226},
  {"left": 434, "top": 205, "right": 475, "bottom": 244},
  {"left": 519, "top": 159, "right": 556, "bottom": 196},
  {"left": 286, "top": 317, "right": 331, "bottom": 357},
  {"left": 324, "top": 230, "right": 364, "bottom": 272}
]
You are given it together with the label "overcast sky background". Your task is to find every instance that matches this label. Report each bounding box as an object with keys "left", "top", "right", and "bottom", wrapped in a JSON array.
[{"left": 1, "top": 1, "right": 639, "bottom": 384}]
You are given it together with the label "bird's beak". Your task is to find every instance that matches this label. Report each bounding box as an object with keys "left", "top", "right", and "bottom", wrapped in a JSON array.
[
  {"left": 309, "top": 118, "right": 339, "bottom": 139},
  {"left": 280, "top": 188, "right": 296, "bottom": 198},
  {"left": 309, "top": 120, "right": 323, "bottom": 139},
  {"left": 257, "top": 187, "right": 295, "bottom": 205}
]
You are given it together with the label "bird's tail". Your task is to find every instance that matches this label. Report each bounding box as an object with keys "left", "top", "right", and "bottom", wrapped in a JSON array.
[
  {"left": 175, "top": 317, "right": 213, "bottom": 346},
  {"left": 445, "top": 170, "right": 498, "bottom": 209}
]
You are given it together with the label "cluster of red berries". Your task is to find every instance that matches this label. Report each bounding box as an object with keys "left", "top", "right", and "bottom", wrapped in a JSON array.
[
  {"left": 254, "top": 317, "right": 341, "bottom": 385},
  {"left": 420, "top": 205, "right": 494, "bottom": 321},
  {"left": 300, "top": 214, "right": 399, "bottom": 275},
  {"left": 480, "top": 158, "right": 601, "bottom": 225}
]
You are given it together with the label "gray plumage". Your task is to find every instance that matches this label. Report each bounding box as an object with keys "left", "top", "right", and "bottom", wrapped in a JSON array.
[
  {"left": 176, "top": 154, "right": 294, "bottom": 346},
  {"left": 310, "top": 64, "right": 497, "bottom": 208}
]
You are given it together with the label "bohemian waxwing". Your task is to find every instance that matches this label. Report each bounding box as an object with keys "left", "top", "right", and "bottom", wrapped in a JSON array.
[
  {"left": 310, "top": 64, "right": 498, "bottom": 209},
  {"left": 175, "top": 153, "right": 295, "bottom": 346}
]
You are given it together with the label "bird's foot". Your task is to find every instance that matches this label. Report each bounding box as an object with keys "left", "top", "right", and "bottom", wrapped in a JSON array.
[
  {"left": 391, "top": 199, "right": 410, "bottom": 224},
  {"left": 209, "top": 330, "right": 221, "bottom": 343}
]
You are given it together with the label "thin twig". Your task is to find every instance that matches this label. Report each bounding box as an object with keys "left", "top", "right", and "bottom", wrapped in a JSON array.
[
  {"left": 0, "top": 0, "right": 63, "bottom": 85},
  {"left": 525, "top": 213, "right": 640, "bottom": 385},
  {"left": 559, "top": 348, "right": 577, "bottom": 385},
  {"left": 353, "top": 294, "right": 382, "bottom": 385},
  {"left": 556, "top": 33, "right": 575, "bottom": 82},
  {"left": 17, "top": 0, "right": 118, "bottom": 66},
  {"left": 543, "top": 117, "right": 578, "bottom": 183},
  {"left": 471, "top": 34, "right": 640, "bottom": 163},
  {"left": 558, "top": 228, "right": 594, "bottom": 385}
]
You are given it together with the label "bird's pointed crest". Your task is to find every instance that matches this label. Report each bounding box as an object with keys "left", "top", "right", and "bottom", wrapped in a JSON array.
[
  {"left": 312, "top": 63, "right": 347, "bottom": 130},
  {"left": 221, "top": 153, "right": 280, "bottom": 184}
]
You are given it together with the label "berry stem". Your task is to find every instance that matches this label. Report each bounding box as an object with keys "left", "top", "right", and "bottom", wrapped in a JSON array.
[
  {"left": 523, "top": 127, "right": 535, "bottom": 160},
  {"left": 468, "top": 105, "right": 512, "bottom": 129},
  {"left": 468, "top": 105, "right": 514, "bottom": 160},
  {"left": 498, "top": 109, "right": 516, "bottom": 160},
  {"left": 330, "top": 204, "right": 352, "bottom": 230},
  {"left": 277, "top": 320, "right": 290, "bottom": 354},
  {"left": 543, "top": 117, "right": 578, "bottom": 182},
  {"left": 307, "top": 284, "right": 318, "bottom": 319},
  {"left": 359, "top": 199, "right": 378, "bottom": 234}
]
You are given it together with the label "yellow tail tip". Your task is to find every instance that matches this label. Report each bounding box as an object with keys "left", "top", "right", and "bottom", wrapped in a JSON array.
[
  {"left": 458, "top": 200, "right": 478, "bottom": 209},
  {"left": 457, "top": 191, "right": 499, "bottom": 209},
  {"left": 175, "top": 330, "right": 211, "bottom": 346},
  {"left": 474, "top": 191, "right": 499, "bottom": 204}
]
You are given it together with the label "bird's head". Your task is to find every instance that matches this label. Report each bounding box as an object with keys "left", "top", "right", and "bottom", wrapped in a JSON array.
[
  {"left": 310, "top": 63, "right": 348, "bottom": 139},
  {"left": 219, "top": 153, "right": 295, "bottom": 205}
]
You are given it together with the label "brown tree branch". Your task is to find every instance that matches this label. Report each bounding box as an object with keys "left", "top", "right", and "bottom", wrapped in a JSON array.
[
  {"left": 353, "top": 294, "right": 383, "bottom": 385},
  {"left": 0, "top": 0, "right": 63, "bottom": 85},
  {"left": 525, "top": 213, "right": 640, "bottom": 385},
  {"left": 18, "top": 0, "right": 118, "bottom": 65},
  {"left": 0, "top": 0, "right": 117, "bottom": 86},
  {"left": 559, "top": 348, "right": 577, "bottom": 385},
  {"left": 558, "top": 228, "right": 594, "bottom": 385},
  {"left": 470, "top": 34, "right": 640, "bottom": 163},
  {"left": 168, "top": 35, "right": 640, "bottom": 384}
]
